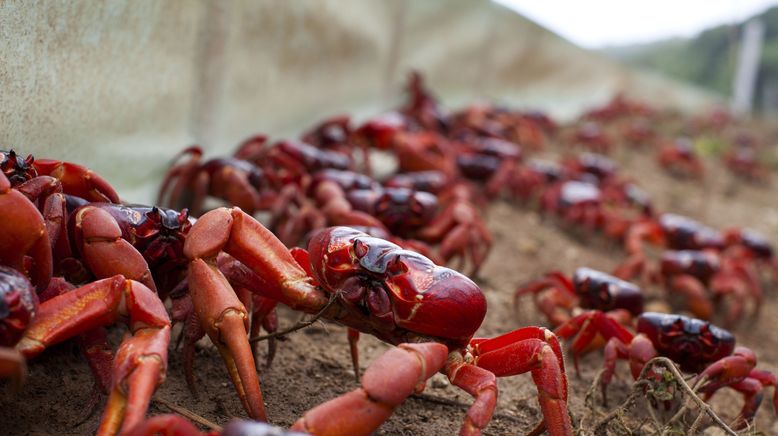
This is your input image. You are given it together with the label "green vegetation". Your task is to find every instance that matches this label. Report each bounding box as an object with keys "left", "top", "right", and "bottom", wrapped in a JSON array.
[{"left": 603, "top": 6, "right": 778, "bottom": 109}]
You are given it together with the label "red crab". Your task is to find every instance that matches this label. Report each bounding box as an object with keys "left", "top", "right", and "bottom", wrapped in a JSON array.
[
  {"left": 723, "top": 145, "right": 770, "bottom": 183},
  {"left": 556, "top": 311, "right": 777, "bottom": 428},
  {"left": 47, "top": 199, "right": 279, "bottom": 392},
  {"left": 515, "top": 267, "right": 644, "bottom": 327},
  {"left": 1, "top": 149, "right": 120, "bottom": 204},
  {"left": 0, "top": 171, "right": 170, "bottom": 435},
  {"left": 581, "top": 94, "right": 655, "bottom": 123},
  {"left": 183, "top": 209, "right": 572, "bottom": 435},
  {"left": 570, "top": 122, "right": 612, "bottom": 154},
  {"left": 617, "top": 213, "right": 725, "bottom": 281},
  {"left": 656, "top": 138, "right": 704, "bottom": 179},
  {"left": 157, "top": 145, "right": 278, "bottom": 216},
  {"left": 723, "top": 227, "right": 777, "bottom": 281},
  {"left": 236, "top": 136, "right": 353, "bottom": 182},
  {"left": 656, "top": 250, "right": 762, "bottom": 326},
  {"left": 539, "top": 180, "right": 606, "bottom": 231}
]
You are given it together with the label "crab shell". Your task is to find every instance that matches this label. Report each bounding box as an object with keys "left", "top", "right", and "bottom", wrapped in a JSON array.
[
  {"left": 660, "top": 250, "right": 720, "bottom": 282},
  {"left": 346, "top": 188, "right": 438, "bottom": 234},
  {"left": 307, "top": 227, "right": 485, "bottom": 347},
  {"left": 637, "top": 312, "right": 734, "bottom": 373},
  {"left": 573, "top": 267, "right": 644, "bottom": 316}
]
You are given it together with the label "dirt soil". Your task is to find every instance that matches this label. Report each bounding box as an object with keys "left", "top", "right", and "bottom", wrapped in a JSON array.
[{"left": 2, "top": 143, "right": 778, "bottom": 435}]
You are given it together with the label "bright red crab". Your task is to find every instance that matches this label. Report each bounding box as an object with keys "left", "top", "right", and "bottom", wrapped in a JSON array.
[
  {"left": 184, "top": 208, "right": 572, "bottom": 435},
  {"left": 555, "top": 311, "right": 777, "bottom": 429}
]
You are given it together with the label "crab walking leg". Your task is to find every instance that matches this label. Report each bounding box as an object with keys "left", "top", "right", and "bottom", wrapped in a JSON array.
[
  {"left": 697, "top": 348, "right": 777, "bottom": 429},
  {"left": 0, "top": 347, "right": 26, "bottom": 390},
  {"left": 290, "top": 343, "right": 448, "bottom": 435},
  {"left": 157, "top": 146, "right": 202, "bottom": 209},
  {"left": 450, "top": 327, "right": 572, "bottom": 436},
  {"left": 554, "top": 311, "right": 634, "bottom": 374},
  {"left": 184, "top": 207, "right": 328, "bottom": 420},
  {"left": 15, "top": 276, "right": 170, "bottom": 435}
]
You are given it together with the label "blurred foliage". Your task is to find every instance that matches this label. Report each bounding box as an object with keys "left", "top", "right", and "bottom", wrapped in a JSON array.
[
  {"left": 694, "top": 135, "right": 728, "bottom": 157},
  {"left": 604, "top": 6, "right": 778, "bottom": 109}
]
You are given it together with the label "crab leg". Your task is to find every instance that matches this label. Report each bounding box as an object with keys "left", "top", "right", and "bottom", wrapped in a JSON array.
[
  {"left": 697, "top": 351, "right": 778, "bottom": 429},
  {"left": 451, "top": 327, "right": 572, "bottom": 436},
  {"left": 15, "top": 275, "right": 170, "bottom": 435},
  {"left": 184, "top": 207, "right": 328, "bottom": 420},
  {"left": 554, "top": 311, "right": 633, "bottom": 373},
  {"left": 0, "top": 347, "right": 26, "bottom": 391},
  {"left": 290, "top": 342, "right": 448, "bottom": 435},
  {"left": 667, "top": 275, "right": 715, "bottom": 320},
  {"left": 157, "top": 146, "right": 203, "bottom": 210}
]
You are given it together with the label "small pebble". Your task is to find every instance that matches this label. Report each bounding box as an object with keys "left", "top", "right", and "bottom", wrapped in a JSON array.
[{"left": 431, "top": 375, "right": 449, "bottom": 389}]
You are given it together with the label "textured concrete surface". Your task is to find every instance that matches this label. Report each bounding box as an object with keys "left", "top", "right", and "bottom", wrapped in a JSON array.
[{"left": 0, "top": 0, "right": 718, "bottom": 203}]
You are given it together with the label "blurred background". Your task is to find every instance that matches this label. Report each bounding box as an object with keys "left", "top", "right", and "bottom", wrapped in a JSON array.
[
  {"left": 1, "top": 0, "right": 776, "bottom": 202},
  {"left": 502, "top": 0, "right": 778, "bottom": 113}
]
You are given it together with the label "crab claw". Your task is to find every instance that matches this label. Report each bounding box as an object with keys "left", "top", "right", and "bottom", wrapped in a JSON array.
[
  {"left": 32, "top": 158, "right": 119, "bottom": 203},
  {"left": 183, "top": 208, "right": 326, "bottom": 421},
  {"left": 16, "top": 276, "right": 170, "bottom": 435},
  {"left": 0, "top": 173, "right": 52, "bottom": 291},
  {"left": 188, "top": 257, "right": 266, "bottom": 420}
]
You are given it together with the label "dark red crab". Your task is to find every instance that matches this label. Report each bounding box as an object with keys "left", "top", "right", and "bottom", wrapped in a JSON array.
[
  {"left": 157, "top": 145, "right": 277, "bottom": 216},
  {"left": 183, "top": 209, "right": 572, "bottom": 435},
  {"left": 555, "top": 311, "right": 778, "bottom": 428},
  {"left": 515, "top": 267, "right": 644, "bottom": 327}
]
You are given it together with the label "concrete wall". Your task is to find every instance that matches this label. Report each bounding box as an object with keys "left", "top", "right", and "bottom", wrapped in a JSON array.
[{"left": 0, "top": 0, "right": 718, "bottom": 203}]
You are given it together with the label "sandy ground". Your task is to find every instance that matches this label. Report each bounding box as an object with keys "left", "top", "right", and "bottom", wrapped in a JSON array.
[{"left": 2, "top": 141, "right": 778, "bottom": 435}]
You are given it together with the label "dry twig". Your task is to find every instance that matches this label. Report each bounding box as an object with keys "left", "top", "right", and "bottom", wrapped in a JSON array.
[
  {"left": 590, "top": 356, "right": 738, "bottom": 435},
  {"left": 249, "top": 294, "right": 336, "bottom": 343},
  {"left": 154, "top": 396, "right": 223, "bottom": 432}
]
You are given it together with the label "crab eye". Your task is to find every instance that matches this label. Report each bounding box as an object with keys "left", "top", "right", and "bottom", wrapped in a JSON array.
[
  {"left": 598, "top": 286, "right": 611, "bottom": 304},
  {"left": 699, "top": 323, "right": 715, "bottom": 346},
  {"left": 353, "top": 239, "right": 369, "bottom": 258},
  {"left": 386, "top": 256, "right": 409, "bottom": 276},
  {"left": 178, "top": 209, "right": 190, "bottom": 225}
]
